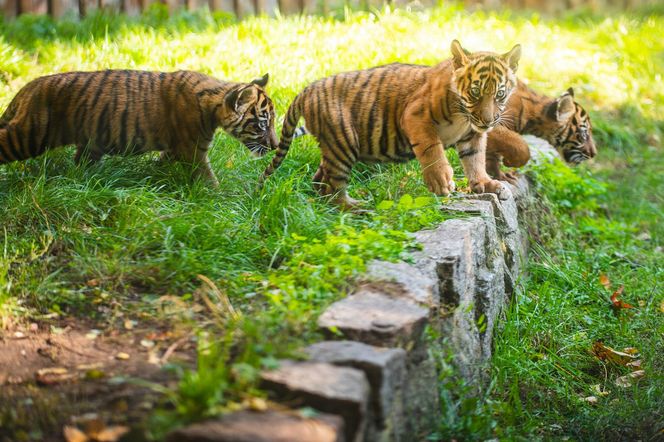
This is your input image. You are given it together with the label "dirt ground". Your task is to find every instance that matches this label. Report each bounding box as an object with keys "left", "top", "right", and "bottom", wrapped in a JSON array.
[{"left": 0, "top": 318, "right": 196, "bottom": 442}]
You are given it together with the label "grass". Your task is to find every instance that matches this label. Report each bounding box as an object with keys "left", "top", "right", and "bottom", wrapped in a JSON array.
[{"left": 0, "top": 3, "right": 662, "bottom": 440}]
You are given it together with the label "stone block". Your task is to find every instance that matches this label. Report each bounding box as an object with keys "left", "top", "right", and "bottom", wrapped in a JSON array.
[
  {"left": 304, "top": 340, "right": 406, "bottom": 438},
  {"left": 317, "top": 288, "right": 429, "bottom": 350},
  {"left": 260, "top": 361, "right": 369, "bottom": 442},
  {"left": 165, "top": 409, "right": 344, "bottom": 442},
  {"left": 364, "top": 261, "right": 438, "bottom": 309}
]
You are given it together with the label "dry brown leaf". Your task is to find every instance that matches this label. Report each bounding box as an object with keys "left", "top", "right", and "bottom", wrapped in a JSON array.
[
  {"left": 581, "top": 396, "right": 598, "bottom": 405},
  {"left": 615, "top": 370, "right": 646, "bottom": 388},
  {"left": 94, "top": 426, "right": 129, "bottom": 442},
  {"left": 36, "top": 367, "right": 77, "bottom": 385},
  {"left": 245, "top": 396, "right": 268, "bottom": 411},
  {"left": 610, "top": 285, "right": 634, "bottom": 310},
  {"left": 599, "top": 274, "right": 611, "bottom": 289},
  {"left": 626, "top": 360, "right": 642, "bottom": 370},
  {"left": 63, "top": 426, "right": 88, "bottom": 442},
  {"left": 591, "top": 342, "right": 639, "bottom": 366}
]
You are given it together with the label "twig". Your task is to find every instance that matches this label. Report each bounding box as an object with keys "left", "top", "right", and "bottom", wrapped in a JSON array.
[{"left": 197, "top": 274, "right": 240, "bottom": 321}]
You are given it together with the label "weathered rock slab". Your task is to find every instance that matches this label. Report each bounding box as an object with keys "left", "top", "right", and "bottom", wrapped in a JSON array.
[
  {"left": 165, "top": 409, "right": 344, "bottom": 442},
  {"left": 317, "top": 288, "right": 429, "bottom": 349},
  {"left": 260, "top": 361, "right": 369, "bottom": 442},
  {"left": 304, "top": 341, "right": 406, "bottom": 430},
  {"left": 364, "top": 261, "right": 438, "bottom": 308}
]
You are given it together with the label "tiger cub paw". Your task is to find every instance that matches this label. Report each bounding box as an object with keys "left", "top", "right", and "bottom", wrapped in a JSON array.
[
  {"left": 470, "top": 178, "right": 512, "bottom": 201},
  {"left": 423, "top": 164, "right": 456, "bottom": 196},
  {"left": 495, "top": 170, "right": 519, "bottom": 185}
]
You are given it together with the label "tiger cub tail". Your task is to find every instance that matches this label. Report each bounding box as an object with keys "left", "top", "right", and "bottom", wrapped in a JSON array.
[{"left": 259, "top": 92, "right": 305, "bottom": 186}]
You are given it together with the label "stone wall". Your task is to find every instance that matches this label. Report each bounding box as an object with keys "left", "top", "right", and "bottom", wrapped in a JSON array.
[{"left": 169, "top": 138, "right": 558, "bottom": 441}]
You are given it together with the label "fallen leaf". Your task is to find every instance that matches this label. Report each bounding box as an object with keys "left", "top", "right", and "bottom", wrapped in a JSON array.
[
  {"left": 13, "top": 331, "right": 26, "bottom": 339},
  {"left": 610, "top": 285, "right": 634, "bottom": 310},
  {"left": 615, "top": 370, "right": 646, "bottom": 388},
  {"left": 85, "top": 330, "right": 101, "bottom": 340},
  {"left": 591, "top": 342, "right": 639, "bottom": 366},
  {"left": 636, "top": 232, "right": 651, "bottom": 241},
  {"left": 86, "top": 279, "right": 100, "bottom": 287},
  {"left": 622, "top": 347, "right": 639, "bottom": 355},
  {"left": 244, "top": 396, "right": 268, "bottom": 411},
  {"left": 36, "top": 367, "right": 77, "bottom": 385},
  {"left": 94, "top": 426, "right": 129, "bottom": 442},
  {"left": 599, "top": 274, "right": 611, "bottom": 289},
  {"left": 85, "top": 369, "right": 106, "bottom": 380},
  {"left": 116, "top": 352, "right": 130, "bottom": 361},
  {"left": 581, "top": 396, "right": 598, "bottom": 405},
  {"left": 123, "top": 320, "right": 134, "bottom": 330},
  {"left": 626, "top": 360, "right": 642, "bottom": 370},
  {"left": 140, "top": 339, "right": 155, "bottom": 348},
  {"left": 591, "top": 384, "right": 610, "bottom": 397},
  {"left": 63, "top": 426, "right": 88, "bottom": 442}
]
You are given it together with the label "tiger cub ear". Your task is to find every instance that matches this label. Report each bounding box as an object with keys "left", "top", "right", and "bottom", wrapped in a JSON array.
[
  {"left": 566, "top": 87, "right": 574, "bottom": 97},
  {"left": 251, "top": 73, "right": 269, "bottom": 88},
  {"left": 225, "top": 86, "right": 255, "bottom": 113},
  {"left": 500, "top": 44, "right": 521, "bottom": 72},
  {"left": 450, "top": 40, "right": 469, "bottom": 69},
  {"left": 547, "top": 93, "right": 575, "bottom": 122}
]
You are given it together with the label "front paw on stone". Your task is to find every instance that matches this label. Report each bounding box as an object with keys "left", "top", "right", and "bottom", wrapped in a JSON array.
[
  {"left": 423, "top": 166, "right": 456, "bottom": 196},
  {"left": 470, "top": 179, "right": 512, "bottom": 201}
]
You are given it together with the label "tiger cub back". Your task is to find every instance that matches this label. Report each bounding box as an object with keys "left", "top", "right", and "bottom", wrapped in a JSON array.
[
  {"left": 486, "top": 83, "right": 597, "bottom": 182},
  {"left": 261, "top": 40, "right": 521, "bottom": 208},
  {"left": 0, "top": 70, "right": 278, "bottom": 186}
]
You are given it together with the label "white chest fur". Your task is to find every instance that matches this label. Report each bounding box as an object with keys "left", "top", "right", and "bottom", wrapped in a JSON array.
[{"left": 436, "top": 114, "right": 472, "bottom": 146}]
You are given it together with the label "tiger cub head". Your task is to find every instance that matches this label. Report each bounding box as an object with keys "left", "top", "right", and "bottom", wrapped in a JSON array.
[
  {"left": 542, "top": 88, "right": 597, "bottom": 164},
  {"left": 222, "top": 73, "right": 278, "bottom": 156},
  {"left": 450, "top": 40, "right": 521, "bottom": 133}
]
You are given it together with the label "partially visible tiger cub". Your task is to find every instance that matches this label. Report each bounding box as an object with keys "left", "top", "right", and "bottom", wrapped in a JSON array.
[
  {"left": 261, "top": 40, "right": 521, "bottom": 208},
  {"left": 485, "top": 84, "right": 597, "bottom": 183},
  {"left": 0, "top": 70, "right": 278, "bottom": 186}
]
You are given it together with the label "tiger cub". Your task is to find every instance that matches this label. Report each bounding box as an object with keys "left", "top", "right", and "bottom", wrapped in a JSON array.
[
  {"left": 261, "top": 40, "right": 521, "bottom": 208},
  {"left": 0, "top": 70, "right": 278, "bottom": 186},
  {"left": 486, "top": 84, "right": 597, "bottom": 183}
]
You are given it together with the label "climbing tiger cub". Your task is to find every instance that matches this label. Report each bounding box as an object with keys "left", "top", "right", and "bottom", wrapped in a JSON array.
[
  {"left": 261, "top": 40, "right": 521, "bottom": 208},
  {"left": 0, "top": 70, "right": 277, "bottom": 186},
  {"left": 485, "top": 84, "right": 597, "bottom": 183}
]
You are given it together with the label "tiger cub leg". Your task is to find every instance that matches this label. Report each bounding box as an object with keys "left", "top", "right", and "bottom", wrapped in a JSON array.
[
  {"left": 486, "top": 151, "right": 518, "bottom": 185},
  {"left": 457, "top": 133, "right": 511, "bottom": 200},
  {"left": 171, "top": 146, "right": 219, "bottom": 188},
  {"left": 74, "top": 145, "right": 104, "bottom": 165},
  {"left": 485, "top": 126, "right": 530, "bottom": 184},
  {"left": 404, "top": 122, "right": 455, "bottom": 195},
  {"left": 314, "top": 156, "right": 360, "bottom": 210}
]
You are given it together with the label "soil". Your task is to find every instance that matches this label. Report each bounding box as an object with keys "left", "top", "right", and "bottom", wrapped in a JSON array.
[{"left": 0, "top": 318, "right": 196, "bottom": 442}]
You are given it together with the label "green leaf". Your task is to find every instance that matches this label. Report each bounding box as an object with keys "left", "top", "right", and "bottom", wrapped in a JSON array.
[
  {"left": 398, "top": 194, "right": 414, "bottom": 209},
  {"left": 376, "top": 200, "right": 395, "bottom": 210},
  {"left": 414, "top": 196, "right": 434, "bottom": 208}
]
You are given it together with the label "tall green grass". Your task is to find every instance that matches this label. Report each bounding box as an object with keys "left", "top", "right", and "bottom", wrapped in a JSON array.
[{"left": 0, "top": 4, "right": 662, "bottom": 439}]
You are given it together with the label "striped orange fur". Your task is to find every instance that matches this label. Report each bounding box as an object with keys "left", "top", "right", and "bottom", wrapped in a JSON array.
[
  {"left": 0, "top": 70, "right": 277, "bottom": 186},
  {"left": 261, "top": 40, "right": 521, "bottom": 208}
]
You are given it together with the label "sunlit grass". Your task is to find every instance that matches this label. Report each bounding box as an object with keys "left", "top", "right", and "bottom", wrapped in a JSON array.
[{"left": 0, "top": 4, "right": 662, "bottom": 439}]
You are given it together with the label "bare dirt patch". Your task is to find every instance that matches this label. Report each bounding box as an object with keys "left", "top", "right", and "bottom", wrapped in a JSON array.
[{"left": 0, "top": 318, "right": 196, "bottom": 442}]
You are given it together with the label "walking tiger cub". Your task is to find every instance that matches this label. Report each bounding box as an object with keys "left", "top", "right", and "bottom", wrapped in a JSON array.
[
  {"left": 261, "top": 40, "right": 521, "bottom": 208},
  {"left": 0, "top": 70, "right": 278, "bottom": 186},
  {"left": 485, "top": 84, "right": 597, "bottom": 183}
]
